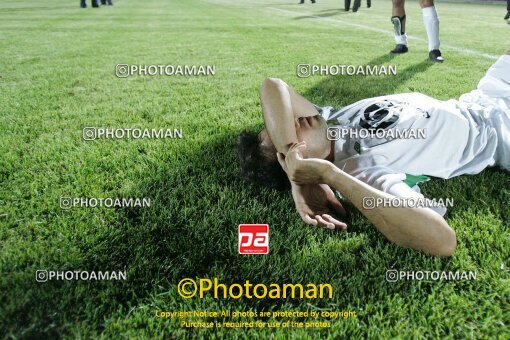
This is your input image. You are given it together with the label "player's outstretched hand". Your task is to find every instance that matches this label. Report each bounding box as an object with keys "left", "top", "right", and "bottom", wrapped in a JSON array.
[
  {"left": 291, "top": 182, "right": 347, "bottom": 230},
  {"left": 277, "top": 142, "right": 333, "bottom": 185}
]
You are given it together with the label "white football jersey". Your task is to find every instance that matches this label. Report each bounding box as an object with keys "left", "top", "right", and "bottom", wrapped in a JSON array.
[{"left": 317, "top": 93, "right": 500, "bottom": 215}]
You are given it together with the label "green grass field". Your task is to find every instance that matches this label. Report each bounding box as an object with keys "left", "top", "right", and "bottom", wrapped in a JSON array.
[{"left": 1, "top": 0, "right": 509, "bottom": 338}]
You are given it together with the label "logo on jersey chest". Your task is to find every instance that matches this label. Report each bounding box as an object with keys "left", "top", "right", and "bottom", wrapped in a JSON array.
[{"left": 358, "top": 100, "right": 401, "bottom": 130}]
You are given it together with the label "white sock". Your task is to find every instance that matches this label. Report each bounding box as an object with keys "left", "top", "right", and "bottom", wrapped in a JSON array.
[
  {"left": 392, "top": 16, "right": 408, "bottom": 45},
  {"left": 422, "top": 6, "right": 440, "bottom": 51},
  {"left": 394, "top": 33, "right": 408, "bottom": 45}
]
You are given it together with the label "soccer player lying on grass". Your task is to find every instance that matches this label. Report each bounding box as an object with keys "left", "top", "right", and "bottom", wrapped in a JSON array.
[{"left": 236, "top": 48, "right": 510, "bottom": 257}]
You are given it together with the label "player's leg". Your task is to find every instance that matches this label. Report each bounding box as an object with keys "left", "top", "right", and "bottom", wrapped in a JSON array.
[
  {"left": 345, "top": 0, "right": 351, "bottom": 11},
  {"left": 91, "top": 0, "right": 99, "bottom": 8},
  {"left": 353, "top": 0, "right": 362, "bottom": 12},
  {"left": 367, "top": 0, "right": 371, "bottom": 8},
  {"left": 391, "top": 0, "right": 408, "bottom": 54},
  {"left": 80, "top": 0, "right": 87, "bottom": 8},
  {"left": 420, "top": 0, "right": 444, "bottom": 62},
  {"left": 505, "top": 0, "right": 510, "bottom": 20}
]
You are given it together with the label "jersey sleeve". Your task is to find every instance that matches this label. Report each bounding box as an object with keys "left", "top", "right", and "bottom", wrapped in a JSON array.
[
  {"left": 347, "top": 165, "right": 447, "bottom": 216},
  {"left": 314, "top": 104, "right": 340, "bottom": 121}
]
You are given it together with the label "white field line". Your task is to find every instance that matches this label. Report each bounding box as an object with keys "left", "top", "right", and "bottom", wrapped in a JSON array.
[{"left": 270, "top": 7, "right": 499, "bottom": 60}]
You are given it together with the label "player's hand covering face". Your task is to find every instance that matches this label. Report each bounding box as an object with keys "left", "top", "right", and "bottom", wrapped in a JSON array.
[{"left": 277, "top": 142, "right": 333, "bottom": 185}]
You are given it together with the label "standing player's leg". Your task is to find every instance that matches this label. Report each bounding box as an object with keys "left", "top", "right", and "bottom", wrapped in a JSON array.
[
  {"left": 80, "top": 0, "right": 87, "bottom": 8},
  {"left": 353, "top": 0, "right": 362, "bottom": 12},
  {"left": 391, "top": 0, "right": 408, "bottom": 54},
  {"left": 367, "top": 0, "right": 371, "bottom": 8},
  {"left": 505, "top": 0, "right": 510, "bottom": 20},
  {"left": 420, "top": 0, "right": 444, "bottom": 62},
  {"left": 345, "top": 0, "right": 351, "bottom": 11}
]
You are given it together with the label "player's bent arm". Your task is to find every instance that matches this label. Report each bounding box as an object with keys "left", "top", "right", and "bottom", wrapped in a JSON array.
[
  {"left": 323, "top": 166, "right": 456, "bottom": 256},
  {"left": 285, "top": 82, "right": 320, "bottom": 118},
  {"left": 278, "top": 143, "right": 456, "bottom": 256},
  {"left": 260, "top": 78, "right": 318, "bottom": 154},
  {"left": 386, "top": 182, "right": 447, "bottom": 217},
  {"left": 348, "top": 166, "right": 448, "bottom": 217}
]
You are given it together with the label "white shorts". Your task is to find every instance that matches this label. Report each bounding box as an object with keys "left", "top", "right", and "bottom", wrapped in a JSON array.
[{"left": 460, "top": 55, "right": 510, "bottom": 170}]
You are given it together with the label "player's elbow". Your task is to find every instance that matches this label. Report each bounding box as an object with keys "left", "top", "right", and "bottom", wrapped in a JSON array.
[
  {"left": 260, "top": 77, "right": 285, "bottom": 95},
  {"left": 434, "top": 227, "right": 457, "bottom": 257},
  {"left": 262, "top": 77, "right": 283, "bottom": 87}
]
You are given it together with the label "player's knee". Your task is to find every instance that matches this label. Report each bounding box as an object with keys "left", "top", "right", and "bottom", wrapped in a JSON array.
[
  {"left": 392, "top": 0, "right": 404, "bottom": 8},
  {"left": 420, "top": 0, "right": 434, "bottom": 8}
]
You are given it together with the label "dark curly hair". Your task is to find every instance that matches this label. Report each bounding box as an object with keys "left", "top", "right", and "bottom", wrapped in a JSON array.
[{"left": 236, "top": 131, "right": 290, "bottom": 191}]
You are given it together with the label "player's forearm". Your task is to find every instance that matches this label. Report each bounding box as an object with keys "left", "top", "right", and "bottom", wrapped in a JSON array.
[
  {"left": 387, "top": 182, "right": 447, "bottom": 216},
  {"left": 323, "top": 166, "right": 456, "bottom": 256},
  {"left": 260, "top": 78, "right": 298, "bottom": 154}
]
